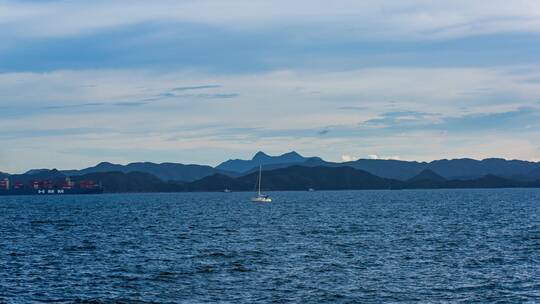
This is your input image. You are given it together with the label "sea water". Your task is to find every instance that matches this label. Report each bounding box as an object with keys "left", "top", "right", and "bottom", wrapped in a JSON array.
[{"left": 1, "top": 189, "right": 539, "bottom": 303}]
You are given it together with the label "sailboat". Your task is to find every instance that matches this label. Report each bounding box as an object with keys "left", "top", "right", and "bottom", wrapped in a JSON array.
[{"left": 251, "top": 165, "right": 272, "bottom": 202}]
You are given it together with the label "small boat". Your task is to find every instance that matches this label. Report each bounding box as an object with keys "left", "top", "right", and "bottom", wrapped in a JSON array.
[
  {"left": 224, "top": 188, "right": 231, "bottom": 193},
  {"left": 308, "top": 188, "right": 315, "bottom": 192},
  {"left": 251, "top": 165, "right": 272, "bottom": 202}
]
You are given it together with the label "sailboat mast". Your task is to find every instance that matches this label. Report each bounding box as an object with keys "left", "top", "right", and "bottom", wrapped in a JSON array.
[{"left": 258, "top": 165, "right": 262, "bottom": 195}]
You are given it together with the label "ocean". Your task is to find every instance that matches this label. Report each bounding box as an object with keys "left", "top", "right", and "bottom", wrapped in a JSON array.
[{"left": 1, "top": 189, "right": 539, "bottom": 303}]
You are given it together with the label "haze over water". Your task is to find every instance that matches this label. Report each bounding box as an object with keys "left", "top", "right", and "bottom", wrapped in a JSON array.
[{"left": 1, "top": 189, "right": 539, "bottom": 303}]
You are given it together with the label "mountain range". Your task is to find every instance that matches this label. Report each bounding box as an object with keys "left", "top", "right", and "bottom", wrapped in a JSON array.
[
  {"left": 216, "top": 151, "right": 323, "bottom": 173},
  {"left": 18, "top": 166, "right": 537, "bottom": 193},
  {"left": 299, "top": 157, "right": 540, "bottom": 181},
  {"left": 217, "top": 151, "right": 540, "bottom": 181},
  {"left": 2, "top": 151, "right": 540, "bottom": 193},
  {"left": 59, "top": 161, "right": 237, "bottom": 182}
]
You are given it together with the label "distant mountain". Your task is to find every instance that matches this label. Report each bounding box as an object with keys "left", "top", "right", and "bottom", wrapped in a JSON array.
[
  {"left": 524, "top": 167, "right": 540, "bottom": 181},
  {"left": 24, "top": 169, "right": 52, "bottom": 175},
  {"left": 72, "top": 171, "right": 185, "bottom": 193},
  {"left": 444, "top": 174, "right": 520, "bottom": 189},
  {"left": 407, "top": 170, "right": 447, "bottom": 188},
  {"left": 5, "top": 169, "right": 67, "bottom": 184},
  {"left": 427, "top": 158, "right": 540, "bottom": 180},
  {"left": 216, "top": 151, "right": 322, "bottom": 173},
  {"left": 0, "top": 172, "right": 10, "bottom": 179},
  {"left": 186, "top": 165, "right": 537, "bottom": 192},
  {"left": 406, "top": 171, "right": 524, "bottom": 189},
  {"left": 408, "top": 169, "right": 447, "bottom": 183},
  {"left": 297, "top": 157, "right": 540, "bottom": 181},
  {"left": 64, "top": 166, "right": 540, "bottom": 192},
  {"left": 185, "top": 174, "right": 251, "bottom": 192},
  {"left": 3, "top": 151, "right": 540, "bottom": 192},
  {"left": 63, "top": 161, "right": 236, "bottom": 182},
  {"left": 187, "top": 165, "right": 403, "bottom": 191},
  {"left": 337, "top": 159, "right": 424, "bottom": 180},
  {"left": 241, "top": 158, "right": 326, "bottom": 175},
  {"left": 14, "top": 152, "right": 540, "bottom": 183},
  {"left": 2, "top": 164, "right": 539, "bottom": 193}
]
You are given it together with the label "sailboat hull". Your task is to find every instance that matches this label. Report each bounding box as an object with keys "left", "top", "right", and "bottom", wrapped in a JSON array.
[{"left": 251, "top": 196, "right": 272, "bottom": 203}]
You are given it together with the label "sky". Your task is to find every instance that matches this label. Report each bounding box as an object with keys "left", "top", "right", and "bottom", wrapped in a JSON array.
[{"left": 1, "top": 0, "right": 540, "bottom": 173}]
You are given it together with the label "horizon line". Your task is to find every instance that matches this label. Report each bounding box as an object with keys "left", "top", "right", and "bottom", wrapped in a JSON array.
[{"left": 2, "top": 151, "right": 540, "bottom": 175}]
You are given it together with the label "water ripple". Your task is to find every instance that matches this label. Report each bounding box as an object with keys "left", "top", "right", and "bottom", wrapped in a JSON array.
[{"left": 0, "top": 189, "right": 540, "bottom": 303}]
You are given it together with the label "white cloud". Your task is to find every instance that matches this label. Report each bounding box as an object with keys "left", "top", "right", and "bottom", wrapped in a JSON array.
[
  {"left": 1, "top": 1, "right": 540, "bottom": 39},
  {"left": 0, "top": 66, "right": 540, "bottom": 172},
  {"left": 1, "top": 2, "right": 540, "bottom": 172},
  {"left": 2, "top": 66, "right": 539, "bottom": 118},
  {"left": 367, "top": 154, "right": 400, "bottom": 160},
  {"left": 341, "top": 154, "right": 358, "bottom": 162}
]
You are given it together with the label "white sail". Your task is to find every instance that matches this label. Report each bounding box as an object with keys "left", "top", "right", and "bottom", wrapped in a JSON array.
[{"left": 251, "top": 165, "right": 272, "bottom": 202}]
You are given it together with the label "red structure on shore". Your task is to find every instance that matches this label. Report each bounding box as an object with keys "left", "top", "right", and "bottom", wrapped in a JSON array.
[{"left": 0, "top": 177, "right": 103, "bottom": 195}]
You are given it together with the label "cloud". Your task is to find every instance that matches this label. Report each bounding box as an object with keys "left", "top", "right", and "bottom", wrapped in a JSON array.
[
  {"left": 113, "top": 101, "right": 150, "bottom": 107},
  {"left": 363, "top": 111, "right": 440, "bottom": 128},
  {"left": 0, "top": 67, "right": 540, "bottom": 171},
  {"left": 160, "top": 84, "right": 238, "bottom": 100},
  {"left": 341, "top": 154, "right": 358, "bottom": 162},
  {"left": 159, "top": 92, "right": 175, "bottom": 98},
  {"left": 41, "top": 102, "right": 105, "bottom": 110},
  {"left": 180, "top": 93, "right": 239, "bottom": 99},
  {"left": 366, "top": 154, "right": 401, "bottom": 160},
  {"left": 36, "top": 101, "right": 150, "bottom": 112},
  {"left": 161, "top": 92, "right": 240, "bottom": 100},
  {"left": 434, "top": 107, "right": 540, "bottom": 132},
  {"left": 343, "top": 154, "right": 402, "bottom": 162},
  {"left": 39, "top": 101, "right": 149, "bottom": 110},
  {"left": 338, "top": 106, "right": 369, "bottom": 111},
  {"left": 318, "top": 129, "right": 329, "bottom": 135},
  {"left": 172, "top": 85, "right": 221, "bottom": 91},
  {"left": 1, "top": 2, "right": 540, "bottom": 171},
  {"left": 0, "top": 127, "right": 111, "bottom": 140},
  {"left": 2, "top": 2, "right": 540, "bottom": 74},
  {"left": 2, "top": 1, "right": 540, "bottom": 40},
  {"left": 2, "top": 67, "right": 539, "bottom": 122},
  {"left": 359, "top": 107, "right": 540, "bottom": 133}
]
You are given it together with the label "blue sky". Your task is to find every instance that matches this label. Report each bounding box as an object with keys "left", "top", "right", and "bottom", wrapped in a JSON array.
[{"left": 1, "top": 0, "right": 540, "bottom": 172}]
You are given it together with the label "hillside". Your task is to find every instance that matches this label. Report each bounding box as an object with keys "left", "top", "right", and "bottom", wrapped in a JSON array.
[
  {"left": 216, "top": 151, "right": 323, "bottom": 173},
  {"left": 72, "top": 171, "right": 185, "bottom": 193},
  {"left": 188, "top": 166, "right": 403, "bottom": 191},
  {"left": 62, "top": 162, "right": 236, "bottom": 182}
]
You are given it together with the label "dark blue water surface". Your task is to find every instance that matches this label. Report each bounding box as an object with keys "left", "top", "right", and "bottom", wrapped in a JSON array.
[{"left": 1, "top": 189, "right": 540, "bottom": 303}]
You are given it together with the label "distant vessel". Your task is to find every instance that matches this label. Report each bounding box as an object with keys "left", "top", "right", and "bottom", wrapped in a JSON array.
[
  {"left": 224, "top": 188, "right": 231, "bottom": 193},
  {"left": 251, "top": 165, "right": 272, "bottom": 202},
  {"left": 0, "top": 177, "right": 103, "bottom": 196},
  {"left": 308, "top": 188, "right": 315, "bottom": 192}
]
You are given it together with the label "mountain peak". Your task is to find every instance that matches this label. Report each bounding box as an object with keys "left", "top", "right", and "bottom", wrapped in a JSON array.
[
  {"left": 24, "top": 168, "right": 50, "bottom": 175},
  {"left": 282, "top": 151, "right": 302, "bottom": 157},
  {"left": 252, "top": 151, "right": 271, "bottom": 161},
  {"left": 279, "top": 151, "right": 305, "bottom": 162},
  {"left": 408, "top": 169, "right": 446, "bottom": 182},
  {"left": 218, "top": 151, "right": 311, "bottom": 173}
]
